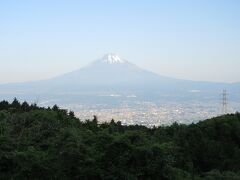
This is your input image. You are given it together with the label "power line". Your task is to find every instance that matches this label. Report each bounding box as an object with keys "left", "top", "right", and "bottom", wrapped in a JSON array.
[{"left": 221, "top": 89, "right": 228, "bottom": 114}]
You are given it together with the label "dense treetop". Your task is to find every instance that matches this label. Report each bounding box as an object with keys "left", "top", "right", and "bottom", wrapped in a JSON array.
[{"left": 0, "top": 99, "right": 240, "bottom": 179}]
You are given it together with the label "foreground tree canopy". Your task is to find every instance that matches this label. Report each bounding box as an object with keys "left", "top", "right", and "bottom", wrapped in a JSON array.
[{"left": 0, "top": 99, "right": 240, "bottom": 180}]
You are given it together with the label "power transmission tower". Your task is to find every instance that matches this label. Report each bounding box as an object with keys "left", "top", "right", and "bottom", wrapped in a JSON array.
[{"left": 221, "top": 89, "right": 228, "bottom": 114}]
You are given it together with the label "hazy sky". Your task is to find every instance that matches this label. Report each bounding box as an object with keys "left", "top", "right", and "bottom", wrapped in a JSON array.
[{"left": 0, "top": 0, "right": 240, "bottom": 83}]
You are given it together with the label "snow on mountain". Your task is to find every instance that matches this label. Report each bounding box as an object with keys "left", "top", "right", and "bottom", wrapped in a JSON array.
[{"left": 101, "top": 53, "right": 125, "bottom": 64}]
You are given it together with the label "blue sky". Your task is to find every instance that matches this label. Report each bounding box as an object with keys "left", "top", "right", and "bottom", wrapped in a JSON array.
[{"left": 0, "top": 0, "right": 240, "bottom": 83}]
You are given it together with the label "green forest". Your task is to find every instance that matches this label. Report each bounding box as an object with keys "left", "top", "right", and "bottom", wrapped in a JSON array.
[{"left": 0, "top": 99, "right": 240, "bottom": 180}]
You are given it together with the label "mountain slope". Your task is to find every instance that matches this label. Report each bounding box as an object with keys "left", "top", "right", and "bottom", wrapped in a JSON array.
[
  {"left": 0, "top": 54, "right": 239, "bottom": 95},
  {"left": 49, "top": 54, "right": 175, "bottom": 86}
]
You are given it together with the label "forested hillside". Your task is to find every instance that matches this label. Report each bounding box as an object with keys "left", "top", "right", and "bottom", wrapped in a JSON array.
[{"left": 0, "top": 99, "right": 240, "bottom": 179}]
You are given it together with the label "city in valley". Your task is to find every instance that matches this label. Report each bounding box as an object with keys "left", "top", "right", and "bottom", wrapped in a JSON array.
[
  {"left": 65, "top": 102, "right": 239, "bottom": 127},
  {"left": 39, "top": 92, "right": 238, "bottom": 127}
]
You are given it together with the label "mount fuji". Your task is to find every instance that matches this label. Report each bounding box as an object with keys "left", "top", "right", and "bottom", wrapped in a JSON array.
[
  {"left": 0, "top": 54, "right": 239, "bottom": 103},
  {"left": 49, "top": 53, "right": 175, "bottom": 88}
]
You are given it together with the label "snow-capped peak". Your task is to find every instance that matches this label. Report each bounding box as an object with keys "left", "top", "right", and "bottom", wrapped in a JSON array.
[{"left": 102, "top": 53, "right": 125, "bottom": 64}]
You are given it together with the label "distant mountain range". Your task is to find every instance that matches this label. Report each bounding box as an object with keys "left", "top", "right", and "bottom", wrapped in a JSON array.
[{"left": 0, "top": 54, "right": 239, "bottom": 103}]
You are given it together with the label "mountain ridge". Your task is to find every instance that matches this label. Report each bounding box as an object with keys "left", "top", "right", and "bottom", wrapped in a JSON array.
[{"left": 0, "top": 54, "right": 239, "bottom": 95}]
